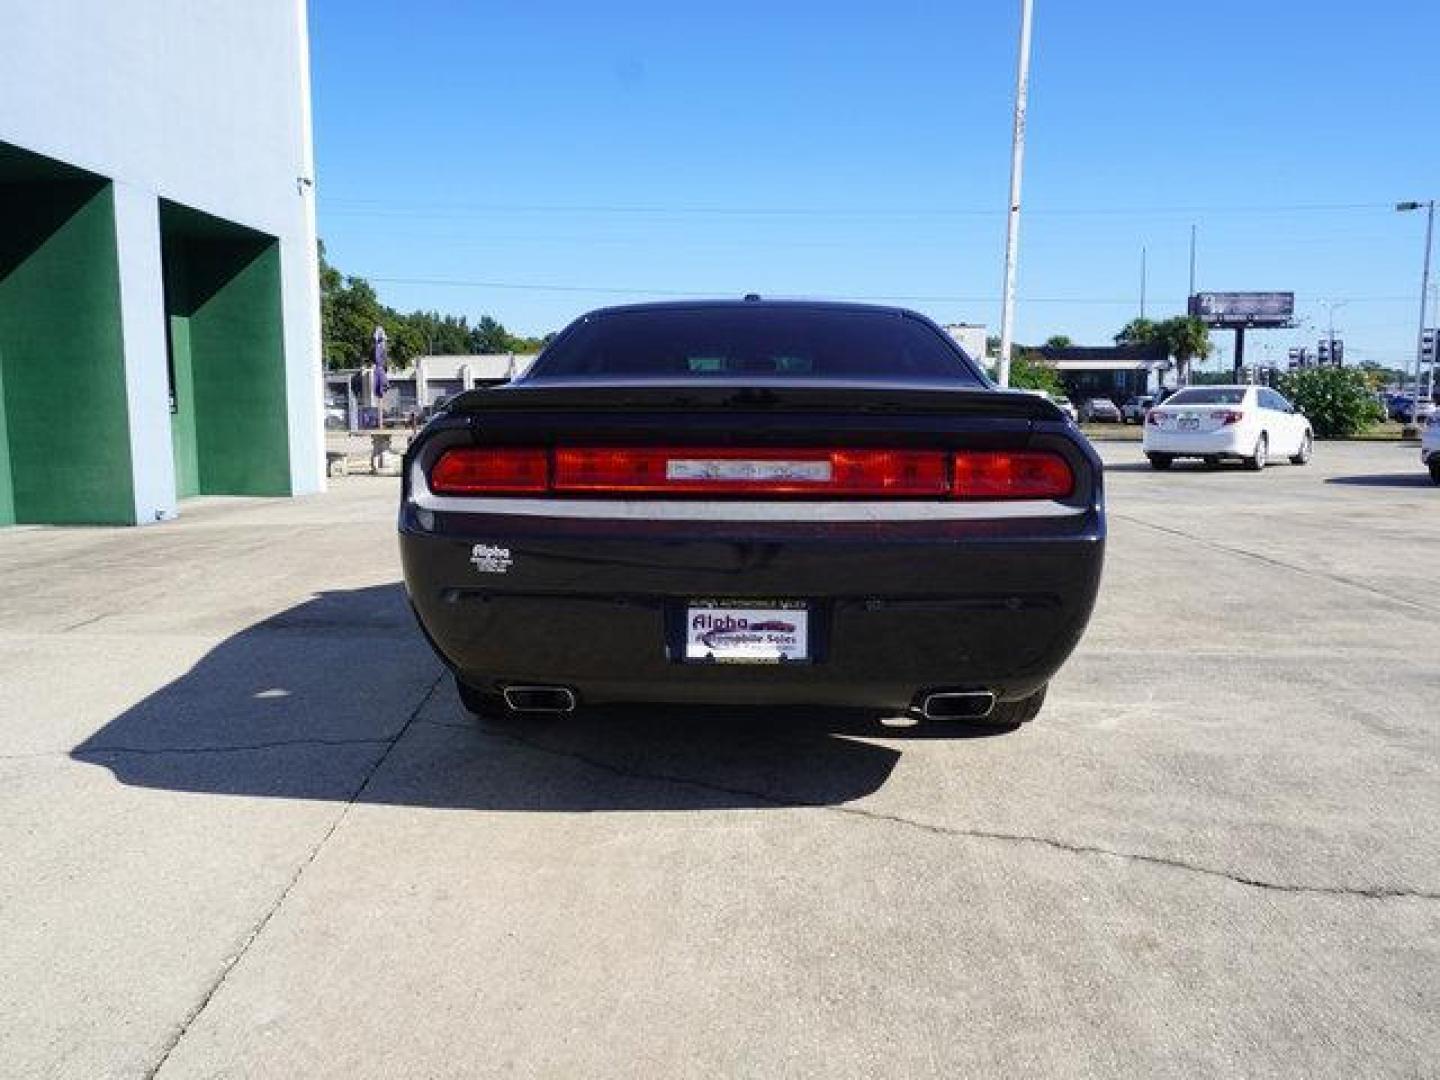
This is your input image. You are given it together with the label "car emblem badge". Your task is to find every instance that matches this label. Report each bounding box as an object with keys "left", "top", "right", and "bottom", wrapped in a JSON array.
[{"left": 470, "top": 544, "right": 512, "bottom": 574}]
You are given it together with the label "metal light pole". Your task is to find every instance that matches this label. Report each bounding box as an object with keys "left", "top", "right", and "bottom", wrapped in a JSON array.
[
  {"left": 996, "top": 0, "right": 1035, "bottom": 388},
  {"left": 1397, "top": 200, "right": 1434, "bottom": 429}
]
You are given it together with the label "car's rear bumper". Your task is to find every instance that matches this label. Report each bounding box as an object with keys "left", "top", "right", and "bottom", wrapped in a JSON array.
[
  {"left": 400, "top": 504, "right": 1105, "bottom": 712},
  {"left": 1143, "top": 429, "right": 1250, "bottom": 456}
]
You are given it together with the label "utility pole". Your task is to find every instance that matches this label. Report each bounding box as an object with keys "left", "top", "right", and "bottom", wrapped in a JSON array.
[
  {"left": 996, "top": 0, "right": 1034, "bottom": 388},
  {"left": 1139, "top": 246, "right": 1147, "bottom": 319},
  {"left": 1396, "top": 200, "right": 1434, "bottom": 431},
  {"left": 1188, "top": 224, "right": 1197, "bottom": 299}
]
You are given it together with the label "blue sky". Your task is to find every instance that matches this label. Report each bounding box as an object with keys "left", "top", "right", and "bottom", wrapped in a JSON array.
[{"left": 311, "top": 0, "right": 1440, "bottom": 368}]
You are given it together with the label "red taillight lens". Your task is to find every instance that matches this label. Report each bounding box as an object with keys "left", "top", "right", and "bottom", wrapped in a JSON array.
[
  {"left": 1212, "top": 410, "right": 1244, "bottom": 426},
  {"left": 552, "top": 447, "right": 949, "bottom": 496},
  {"left": 428, "top": 446, "right": 1076, "bottom": 501},
  {"left": 950, "top": 451, "right": 1074, "bottom": 500},
  {"left": 429, "top": 447, "right": 549, "bottom": 494},
  {"left": 1146, "top": 410, "right": 1163, "bottom": 426}
]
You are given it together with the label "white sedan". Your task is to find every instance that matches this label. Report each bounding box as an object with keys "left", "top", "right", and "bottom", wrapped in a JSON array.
[
  {"left": 1143, "top": 385, "right": 1313, "bottom": 471},
  {"left": 1423, "top": 411, "right": 1440, "bottom": 485}
]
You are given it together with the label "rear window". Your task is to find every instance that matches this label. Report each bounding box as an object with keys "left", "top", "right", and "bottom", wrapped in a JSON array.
[
  {"left": 526, "top": 307, "right": 980, "bottom": 383},
  {"left": 1166, "top": 388, "right": 1248, "bottom": 406}
]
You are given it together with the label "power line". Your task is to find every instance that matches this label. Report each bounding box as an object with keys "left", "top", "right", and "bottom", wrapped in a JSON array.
[
  {"left": 367, "top": 275, "right": 1416, "bottom": 306},
  {"left": 323, "top": 198, "right": 1395, "bottom": 221}
]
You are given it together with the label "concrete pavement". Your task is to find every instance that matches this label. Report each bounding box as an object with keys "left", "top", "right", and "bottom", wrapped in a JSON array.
[{"left": 1, "top": 441, "right": 1435, "bottom": 1078}]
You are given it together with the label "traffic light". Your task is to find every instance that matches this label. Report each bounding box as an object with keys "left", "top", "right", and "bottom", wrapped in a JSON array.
[
  {"left": 1332, "top": 339, "right": 1344, "bottom": 365},
  {"left": 1316, "top": 340, "right": 1330, "bottom": 364},
  {"left": 1423, "top": 329, "right": 1437, "bottom": 363}
]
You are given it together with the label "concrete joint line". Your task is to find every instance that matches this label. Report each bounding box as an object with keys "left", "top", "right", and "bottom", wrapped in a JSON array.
[
  {"left": 478, "top": 727, "right": 1440, "bottom": 904},
  {"left": 143, "top": 672, "right": 445, "bottom": 1080}
]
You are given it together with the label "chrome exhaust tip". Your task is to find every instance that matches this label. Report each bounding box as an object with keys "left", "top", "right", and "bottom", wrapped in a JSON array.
[
  {"left": 502, "top": 686, "right": 577, "bottom": 713},
  {"left": 921, "top": 690, "right": 997, "bottom": 720}
]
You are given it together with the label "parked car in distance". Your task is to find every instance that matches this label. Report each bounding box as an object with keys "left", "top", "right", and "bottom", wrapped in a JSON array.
[
  {"left": 1018, "top": 388, "right": 1077, "bottom": 423},
  {"left": 1400, "top": 397, "right": 1437, "bottom": 424},
  {"left": 401, "top": 299, "right": 1106, "bottom": 727},
  {"left": 1422, "top": 411, "right": 1440, "bottom": 485},
  {"left": 1121, "top": 395, "right": 1155, "bottom": 424},
  {"left": 1080, "top": 398, "right": 1122, "bottom": 423},
  {"left": 1387, "top": 394, "right": 1436, "bottom": 423},
  {"left": 1143, "top": 384, "right": 1313, "bottom": 471}
]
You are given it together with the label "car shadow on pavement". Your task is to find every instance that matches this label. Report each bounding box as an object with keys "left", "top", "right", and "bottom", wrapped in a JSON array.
[
  {"left": 1325, "top": 473, "right": 1435, "bottom": 489},
  {"left": 71, "top": 584, "right": 1008, "bottom": 813}
]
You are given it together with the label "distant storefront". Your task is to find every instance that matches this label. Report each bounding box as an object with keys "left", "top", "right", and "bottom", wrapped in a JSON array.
[
  {"left": 1037, "top": 345, "right": 1170, "bottom": 402},
  {"left": 324, "top": 354, "right": 537, "bottom": 428}
]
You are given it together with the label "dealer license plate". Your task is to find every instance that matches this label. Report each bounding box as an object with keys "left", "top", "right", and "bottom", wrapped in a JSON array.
[
  {"left": 1178, "top": 416, "right": 1200, "bottom": 431},
  {"left": 684, "top": 601, "right": 810, "bottom": 663}
]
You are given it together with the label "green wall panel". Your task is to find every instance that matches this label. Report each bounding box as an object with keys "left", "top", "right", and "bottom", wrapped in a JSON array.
[
  {"left": 0, "top": 177, "right": 134, "bottom": 524},
  {"left": 168, "top": 315, "right": 199, "bottom": 498},
  {"left": 161, "top": 204, "right": 290, "bottom": 499},
  {"left": 0, "top": 353, "right": 12, "bottom": 525}
]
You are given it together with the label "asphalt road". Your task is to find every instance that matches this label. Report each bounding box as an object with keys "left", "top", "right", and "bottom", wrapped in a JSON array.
[{"left": 1, "top": 441, "right": 1435, "bottom": 1079}]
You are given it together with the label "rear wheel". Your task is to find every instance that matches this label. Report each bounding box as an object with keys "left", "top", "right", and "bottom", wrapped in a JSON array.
[
  {"left": 1245, "top": 434, "right": 1268, "bottom": 472},
  {"left": 1147, "top": 453, "right": 1174, "bottom": 471},
  {"left": 1290, "top": 431, "right": 1313, "bottom": 466},
  {"left": 987, "top": 684, "right": 1047, "bottom": 727},
  {"left": 1202, "top": 455, "right": 1222, "bottom": 469},
  {"left": 1430, "top": 460, "right": 1440, "bottom": 486}
]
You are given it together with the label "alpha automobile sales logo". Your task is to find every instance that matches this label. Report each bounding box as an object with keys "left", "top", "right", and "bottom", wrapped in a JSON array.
[
  {"left": 692, "top": 612, "right": 796, "bottom": 648},
  {"left": 470, "top": 544, "right": 512, "bottom": 574}
]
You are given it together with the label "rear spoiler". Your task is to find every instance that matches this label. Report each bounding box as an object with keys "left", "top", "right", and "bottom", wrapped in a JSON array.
[{"left": 444, "top": 380, "right": 1066, "bottom": 422}]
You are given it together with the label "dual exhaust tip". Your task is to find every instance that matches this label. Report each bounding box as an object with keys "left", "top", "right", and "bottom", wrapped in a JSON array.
[
  {"left": 502, "top": 685, "right": 577, "bottom": 713},
  {"left": 499, "top": 685, "right": 996, "bottom": 719}
]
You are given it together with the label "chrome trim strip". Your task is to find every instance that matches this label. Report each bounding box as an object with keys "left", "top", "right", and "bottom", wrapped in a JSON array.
[{"left": 413, "top": 493, "right": 1084, "bottom": 521}]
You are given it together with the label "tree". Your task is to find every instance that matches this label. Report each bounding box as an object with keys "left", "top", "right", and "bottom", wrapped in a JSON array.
[
  {"left": 1044, "top": 334, "right": 1073, "bottom": 349},
  {"left": 1155, "top": 316, "right": 1212, "bottom": 385},
  {"left": 317, "top": 242, "right": 554, "bottom": 368},
  {"left": 1007, "top": 351, "right": 1063, "bottom": 395},
  {"left": 1114, "top": 318, "right": 1161, "bottom": 346},
  {"left": 1113, "top": 315, "right": 1211, "bottom": 384},
  {"left": 1274, "top": 366, "right": 1384, "bottom": 438}
]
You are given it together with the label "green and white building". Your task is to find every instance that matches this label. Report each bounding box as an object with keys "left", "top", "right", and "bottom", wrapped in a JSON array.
[{"left": 0, "top": 0, "right": 324, "bottom": 526}]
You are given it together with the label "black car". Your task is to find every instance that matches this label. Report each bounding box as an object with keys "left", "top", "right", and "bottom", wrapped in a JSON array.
[{"left": 400, "top": 300, "right": 1105, "bottom": 726}]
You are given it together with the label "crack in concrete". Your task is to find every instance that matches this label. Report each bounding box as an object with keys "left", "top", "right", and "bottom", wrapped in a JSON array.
[
  {"left": 2, "top": 735, "right": 402, "bottom": 763},
  {"left": 144, "top": 671, "right": 445, "bottom": 1080},
  {"left": 471, "top": 725, "right": 1440, "bottom": 903},
  {"left": 69, "top": 736, "right": 398, "bottom": 759},
  {"left": 1113, "top": 512, "right": 1439, "bottom": 616}
]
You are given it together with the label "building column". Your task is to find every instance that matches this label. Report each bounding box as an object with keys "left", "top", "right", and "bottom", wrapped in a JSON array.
[{"left": 112, "top": 180, "right": 178, "bottom": 523}]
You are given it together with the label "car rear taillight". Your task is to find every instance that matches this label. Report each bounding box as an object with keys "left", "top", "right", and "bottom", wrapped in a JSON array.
[
  {"left": 950, "top": 451, "right": 1074, "bottom": 500},
  {"left": 1146, "top": 411, "right": 1164, "bottom": 426},
  {"left": 428, "top": 446, "right": 1076, "bottom": 500},
  {"left": 1211, "top": 410, "right": 1244, "bottom": 426},
  {"left": 429, "top": 447, "right": 549, "bottom": 494},
  {"left": 552, "top": 447, "right": 950, "bottom": 496}
]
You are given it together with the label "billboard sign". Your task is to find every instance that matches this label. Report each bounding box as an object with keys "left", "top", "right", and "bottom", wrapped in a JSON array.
[{"left": 1188, "top": 292, "right": 1295, "bottom": 328}]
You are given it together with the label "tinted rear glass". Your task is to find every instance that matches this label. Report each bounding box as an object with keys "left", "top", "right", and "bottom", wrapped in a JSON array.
[
  {"left": 527, "top": 308, "right": 980, "bottom": 383},
  {"left": 1166, "top": 388, "right": 1248, "bottom": 405}
]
